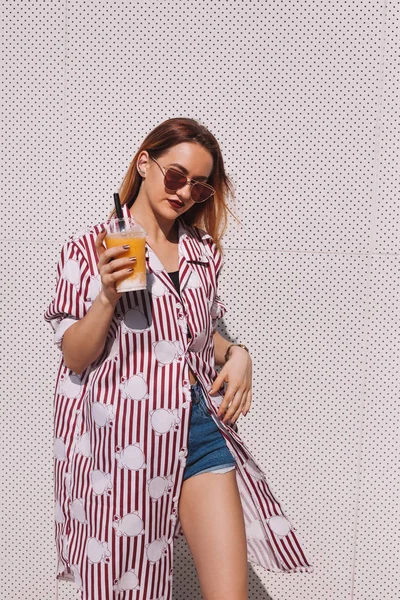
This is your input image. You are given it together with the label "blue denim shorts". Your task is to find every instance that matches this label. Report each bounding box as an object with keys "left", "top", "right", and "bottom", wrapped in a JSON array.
[{"left": 183, "top": 381, "right": 236, "bottom": 482}]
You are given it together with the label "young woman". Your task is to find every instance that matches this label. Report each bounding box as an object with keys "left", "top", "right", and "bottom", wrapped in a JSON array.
[{"left": 45, "top": 117, "right": 313, "bottom": 600}]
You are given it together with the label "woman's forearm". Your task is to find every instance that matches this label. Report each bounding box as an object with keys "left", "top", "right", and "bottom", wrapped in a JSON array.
[
  {"left": 213, "top": 330, "right": 233, "bottom": 366},
  {"left": 61, "top": 291, "right": 117, "bottom": 374}
]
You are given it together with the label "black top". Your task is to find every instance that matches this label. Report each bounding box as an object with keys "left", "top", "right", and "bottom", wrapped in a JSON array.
[
  {"left": 167, "top": 270, "right": 180, "bottom": 296},
  {"left": 167, "top": 270, "right": 192, "bottom": 340}
]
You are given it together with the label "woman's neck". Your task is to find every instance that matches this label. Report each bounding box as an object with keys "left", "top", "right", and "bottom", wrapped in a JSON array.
[{"left": 128, "top": 204, "right": 178, "bottom": 244}]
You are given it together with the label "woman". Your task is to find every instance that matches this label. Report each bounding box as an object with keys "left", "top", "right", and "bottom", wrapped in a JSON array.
[{"left": 45, "top": 117, "right": 313, "bottom": 600}]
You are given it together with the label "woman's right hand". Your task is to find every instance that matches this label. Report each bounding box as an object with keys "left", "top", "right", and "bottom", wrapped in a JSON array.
[{"left": 95, "top": 229, "right": 136, "bottom": 307}]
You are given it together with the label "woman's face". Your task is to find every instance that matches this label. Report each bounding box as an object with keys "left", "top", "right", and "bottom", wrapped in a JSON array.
[{"left": 137, "top": 142, "right": 214, "bottom": 219}]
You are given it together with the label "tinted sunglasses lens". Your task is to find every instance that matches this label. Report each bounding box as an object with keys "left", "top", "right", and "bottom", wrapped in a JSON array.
[
  {"left": 191, "top": 182, "right": 213, "bottom": 203},
  {"left": 164, "top": 168, "right": 213, "bottom": 203},
  {"left": 164, "top": 169, "right": 186, "bottom": 190}
]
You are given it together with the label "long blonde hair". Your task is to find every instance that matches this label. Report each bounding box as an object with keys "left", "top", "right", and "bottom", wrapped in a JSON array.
[{"left": 108, "top": 117, "right": 240, "bottom": 255}]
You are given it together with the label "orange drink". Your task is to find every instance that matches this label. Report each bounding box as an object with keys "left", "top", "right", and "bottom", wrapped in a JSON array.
[{"left": 104, "top": 217, "right": 147, "bottom": 292}]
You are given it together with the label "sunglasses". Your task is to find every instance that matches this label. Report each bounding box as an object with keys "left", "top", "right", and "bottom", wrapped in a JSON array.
[{"left": 148, "top": 155, "right": 215, "bottom": 203}]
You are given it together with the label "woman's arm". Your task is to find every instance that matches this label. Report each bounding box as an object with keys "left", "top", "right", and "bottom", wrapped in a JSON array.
[
  {"left": 214, "top": 331, "right": 247, "bottom": 367},
  {"left": 62, "top": 292, "right": 117, "bottom": 374},
  {"left": 213, "top": 330, "right": 240, "bottom": 366},
  {"left": 211, "top": 330, "right": 253, "bottom": 423},
  {"left": 213, "top": 330, "right": 231, "bottom": 366}
]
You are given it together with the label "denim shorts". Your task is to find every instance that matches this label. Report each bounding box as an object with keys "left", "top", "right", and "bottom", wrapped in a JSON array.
[{"left": 182, "top": 381, "right": 236, "bottom": 482}]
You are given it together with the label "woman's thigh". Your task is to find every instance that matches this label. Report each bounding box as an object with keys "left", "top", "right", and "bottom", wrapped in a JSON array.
[{"left": 178, "top": 469, "right": 248, "bottom": 600}]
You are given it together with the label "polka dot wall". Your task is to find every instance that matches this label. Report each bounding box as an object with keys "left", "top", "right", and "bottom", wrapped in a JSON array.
[{"left": 2, "top": 0, "right": 399, "bottom": 599}]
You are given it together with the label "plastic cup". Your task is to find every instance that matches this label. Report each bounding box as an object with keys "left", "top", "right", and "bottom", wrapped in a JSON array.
[{"left": 104, "top": 216, "right": 147, "bottom": 292}]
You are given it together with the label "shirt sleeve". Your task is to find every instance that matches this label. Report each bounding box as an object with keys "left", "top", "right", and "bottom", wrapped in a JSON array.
[
  {"left": 207, "top": 239, "right": 228, "bottom": 333},
  {"left": 44, "top": 238, "right": 91, "bottom": 352}
]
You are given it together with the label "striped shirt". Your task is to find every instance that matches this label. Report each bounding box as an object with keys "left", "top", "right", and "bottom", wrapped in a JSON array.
[{"left": 44, "top": 203, "right": 313, "bottom": 599}]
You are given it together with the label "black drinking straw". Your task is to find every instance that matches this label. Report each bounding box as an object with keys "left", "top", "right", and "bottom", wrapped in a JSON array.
[{"left": 113, "top": 192, "right": 126, "bottom": 232}]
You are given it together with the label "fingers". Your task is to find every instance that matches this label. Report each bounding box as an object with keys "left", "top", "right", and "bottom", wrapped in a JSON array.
[
  {"left": 96, "top": 231, "right": 129, "bottom": 263},
  {"left": 101, "top": 258, "right": 136, "bottom": 290},
  {"left": 242, "top": 388, "right": 252, "bottom": 416},
  {"left": 103, "top": 255, "right": 136, "bottom": 275},
  {"left": 209, "top": 377, "right": 223, "bottom": 395},
  {"left": 217, "top": 382, "right": 240, "bottom": 411},
  {"left": 216, "top": 387, "right": 235, "bottom": 417},
  {"left": 228, "top": 403, "right": 244, "bottom": 426},
  {"left": 217, "top": 387, "right": 252, "bottom": 425},
  {"left": 95, "top": 233, "right": 134, "bottom": 271},
  {"left": 217, "top": 387, "right": 242, "bottom": 421},
  {"left": 94, "top": 230, "right": 137, "bottom": 300},
  {"left": 95, "top": 229, "right": 107, "bottom": 258}
]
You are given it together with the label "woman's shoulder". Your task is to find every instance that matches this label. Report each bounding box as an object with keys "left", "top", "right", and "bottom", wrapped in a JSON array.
[
  {"left": 180, "top": 220, "right": 219, "bottom": 259},
  {"left": 63, "top": 216, "right": 113, "bottom": 248},
  {"left": 180, "top": 218, "right": 214, "bottom": 246},
  {"left": 182, "top": 223, "right": 225, "bottom": 280}
]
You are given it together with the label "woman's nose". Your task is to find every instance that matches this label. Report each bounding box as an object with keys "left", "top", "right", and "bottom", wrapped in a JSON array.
[{"left": 178, "top": 182, "right": 193, "bottom": 201}]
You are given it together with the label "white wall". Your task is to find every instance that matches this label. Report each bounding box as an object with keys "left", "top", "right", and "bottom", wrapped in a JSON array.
[{"left": 1, "top": 0, "right": 399, "bottom": 599}]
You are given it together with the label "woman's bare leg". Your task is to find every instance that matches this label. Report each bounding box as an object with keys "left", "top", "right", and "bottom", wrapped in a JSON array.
[{"left": 178, "top": 469, "right": 248, "bottom": 600}]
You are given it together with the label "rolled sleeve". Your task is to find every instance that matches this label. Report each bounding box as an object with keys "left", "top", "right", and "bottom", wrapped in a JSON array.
[
  {"left": 211, "top": 294, "right": 228, "bottom": 333},
  {"left": 53, "top": 317, "right": 80, "bottom": 351},
  {"left": 205, "top": 237, "right": 228, "bottom": 333},
  {"left": 44, "top": 238, "right": 91, "bottom": 352}
]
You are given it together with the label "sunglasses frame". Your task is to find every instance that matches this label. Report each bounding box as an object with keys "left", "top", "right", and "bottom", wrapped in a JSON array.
[{"left": 147, "top": 155, "right": 215, "bottom": 203}]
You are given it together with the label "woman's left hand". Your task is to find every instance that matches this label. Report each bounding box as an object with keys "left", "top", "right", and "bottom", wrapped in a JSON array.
[{"left": 209, "top": 347, "right": 252, "bottom": 426}]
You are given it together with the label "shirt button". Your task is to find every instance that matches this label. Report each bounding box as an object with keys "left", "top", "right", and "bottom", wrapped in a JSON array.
[{"left": 176, "top": 303, "right": 182, "bottom": 309}]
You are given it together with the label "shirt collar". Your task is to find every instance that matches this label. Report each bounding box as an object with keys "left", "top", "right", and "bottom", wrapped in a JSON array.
[{"left": 176, "top": 216, "right": 211, "bottom": 264}]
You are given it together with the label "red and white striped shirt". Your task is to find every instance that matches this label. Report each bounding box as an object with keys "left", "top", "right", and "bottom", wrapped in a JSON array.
[{"left": 44, "top": 203, "right": 313, "bottom": 600}]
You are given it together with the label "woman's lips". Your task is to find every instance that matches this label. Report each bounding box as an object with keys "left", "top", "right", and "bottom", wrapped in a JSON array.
[{"left": 168, "top": 200, "right": 183, "bottom": 209}]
